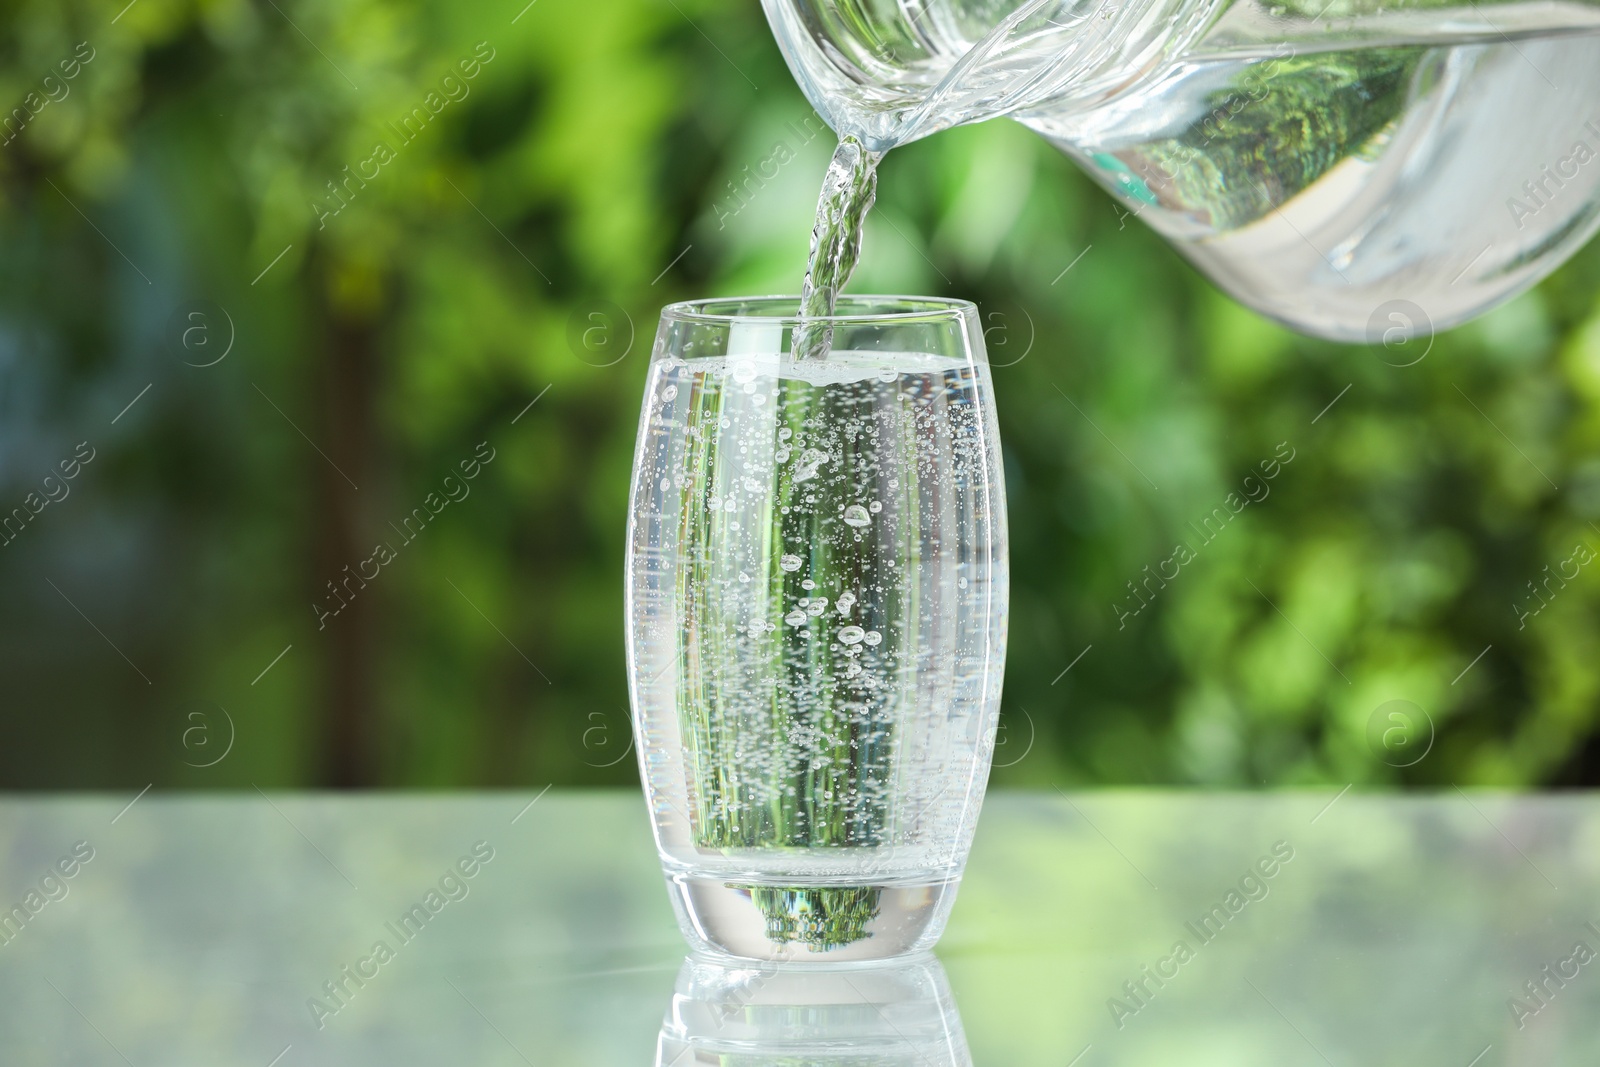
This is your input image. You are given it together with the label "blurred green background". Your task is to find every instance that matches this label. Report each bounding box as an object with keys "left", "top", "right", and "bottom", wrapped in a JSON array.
[{"left": 2, "top": 0, "right": 1598, "bottom": 790}]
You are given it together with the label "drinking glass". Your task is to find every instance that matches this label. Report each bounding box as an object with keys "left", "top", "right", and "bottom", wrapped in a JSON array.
[{"left": 626, "top": 295, "right": 1008, "bottom": 962}]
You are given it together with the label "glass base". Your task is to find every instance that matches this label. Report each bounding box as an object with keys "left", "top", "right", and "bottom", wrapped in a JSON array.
[{"left": 665, "top": 872, "right": 960, "bottom": 963}]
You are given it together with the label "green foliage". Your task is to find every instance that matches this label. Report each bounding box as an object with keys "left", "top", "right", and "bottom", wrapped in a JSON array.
[{"left": 0, "top": 0, "right": 1596, "bottom": 788}]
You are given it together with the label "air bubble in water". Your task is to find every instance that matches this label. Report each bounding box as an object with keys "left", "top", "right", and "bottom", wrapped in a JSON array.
[
  {"left": 801, "top": 579, "right": 816, "bottom": 590},
  {"left": 868, "top": 501, "right": 882, "bottom": 513},
  {"left": 806, "top": 597, "right": 829, "bottom": 617},
  {"left": 795, "top": 449, "right": 829, "bottom": 482},
  {"left": 784, "top": 609, "right": 807, "bottom": 627},
  {"left": 839, "top": 625, "right": 865, "bottom": 645},
  {"left": 836, "top": 590, "right": 856, "bottom": 616},
  {"left": 780, "top": 554, "right": 802, "bottom": 572},
  {"left": 660, "top": 384, "right": 678, "bottom": 402},
  {"left": 863, "top": 630, "right": 882, "bottom": 646},
  {"left": 842, "top": 504, "right": 871, "bottom": 527}
]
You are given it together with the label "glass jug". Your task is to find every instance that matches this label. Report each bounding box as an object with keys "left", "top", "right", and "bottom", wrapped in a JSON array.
[{"left": 762, "top": 0, "right": 1600, "bottom": 339}]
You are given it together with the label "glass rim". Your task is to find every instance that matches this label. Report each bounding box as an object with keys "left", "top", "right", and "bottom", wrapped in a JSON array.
[{"left": 660, "top": 294, "right": 978, "bottom": 327}]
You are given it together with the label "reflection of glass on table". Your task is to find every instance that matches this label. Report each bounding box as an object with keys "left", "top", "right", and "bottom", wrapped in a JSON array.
[{"left": 656, "top": 951, "right": 971, "bottom": 1065}]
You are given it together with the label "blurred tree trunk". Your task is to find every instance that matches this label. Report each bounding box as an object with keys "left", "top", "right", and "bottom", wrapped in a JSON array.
[{"left": 314, "top": 270, "right": 382, "bottom": 787}]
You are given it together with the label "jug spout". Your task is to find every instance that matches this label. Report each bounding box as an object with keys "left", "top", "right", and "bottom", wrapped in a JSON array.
[{"left": 760, "top": 0, "right": 1218, "bottom": 151}]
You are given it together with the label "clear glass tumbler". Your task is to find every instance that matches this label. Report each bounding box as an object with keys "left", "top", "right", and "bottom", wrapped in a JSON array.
[{"left": 626, "top": 295, "right": 1008, "bottom": 962}]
